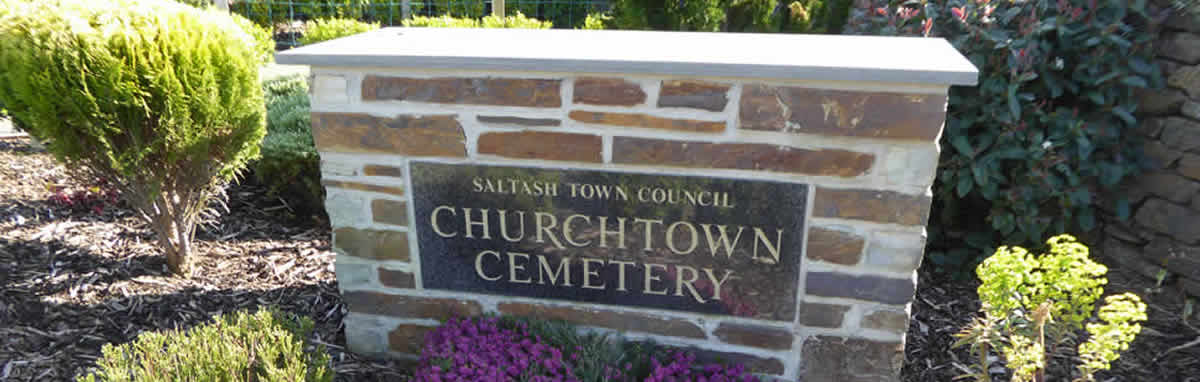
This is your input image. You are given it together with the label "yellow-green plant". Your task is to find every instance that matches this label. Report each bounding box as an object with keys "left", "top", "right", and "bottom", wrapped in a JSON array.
[
  {"left": 404, "top": 12, "right": 552, "bottom": 29},
  {"left": 955, "top": 235, "right": 1147, "bottom": 382},
  {"left": 298, "top": 17, "right": 380, "bottom": 46},
  {"left": 0, "top": 0, "right": 266, "bottom": 275}
]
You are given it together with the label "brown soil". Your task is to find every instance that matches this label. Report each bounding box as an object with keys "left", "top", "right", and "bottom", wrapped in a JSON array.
[{"left": 1, "top": 136, "right": 1197, "bottom": 381}]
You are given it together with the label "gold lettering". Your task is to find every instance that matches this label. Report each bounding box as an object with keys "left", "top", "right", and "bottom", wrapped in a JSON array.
[
  {"left": 534, "top": 212, "right": 566, "bottom": 249},
  {"left": 752, "top": 228, "right": 783, "bottom": 264},
  {"left": 497, "top": 210, "right": 526, "bottom": 242},
  {"left": 597, "top": 216, "right": 627, "bottom": 249},
  {"left": 701, "top": 224, "right": 744, "bottom": 258},
  {"left": 431, "top": 205, "right": 458, "bottom": 238},
  {"left": 633, "top": 218, "right": 663, "bottom": 251},
  {"left": 674, "top": 265, "right": 705, "bottom": 303},
  {"left": 582, "top": 257, "right": 606, "bottom": 290},
  {"left": 665, "top": 221, "right": 699, "bottom": 255},
  {"left": 537, "top": 255, "right": 572, "bottom": 286},
  {"left": 643, "top": 263, "right": 669, "bottom": 295},
  {"left": 474, "top": 250, "right": 502, "bottom": 281},
  {"left": 472, "top": 177, "right": 484, "bottom": 192},
  {"left": 507, "top": 252, "right": 533, "bottom": 284},
  {"left": 703, "top": 268, "right": 736, "bottom": 300},
  {"left": 462, "top": 208, "right": 491, "bottom": 239},
  {"left": 610, "top": 260, "right": 635, "bottom": 292},
  {"left": 562, "top": 214, "right": 593, "bottom": 247}
]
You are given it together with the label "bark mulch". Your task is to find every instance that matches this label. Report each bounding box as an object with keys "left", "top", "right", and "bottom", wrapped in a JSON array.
[{"left": 2, "top": 136, "right": 1198, "bottom": 381}]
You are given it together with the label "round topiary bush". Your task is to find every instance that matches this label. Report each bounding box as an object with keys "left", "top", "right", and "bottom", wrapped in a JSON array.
[{"left": 0, "top": 0, "right": 267, "bottom": 275}]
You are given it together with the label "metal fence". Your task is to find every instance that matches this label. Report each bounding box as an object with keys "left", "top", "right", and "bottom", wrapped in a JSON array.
[{"left": 229, "top": 0, "right": 609, "bottom": 47}]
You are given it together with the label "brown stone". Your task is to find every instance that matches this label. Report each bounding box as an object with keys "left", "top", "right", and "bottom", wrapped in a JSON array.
[
  {"left": 806, "top": 227, "right": 866, "bottom": 265},
  {"left": 739, "top": 85, "right": 947, "bottom": 141},
  {"left": 613, "top": 137, "right": 875, "bottom": 177},
  {"left": 813, "top": 187, "right": 931, "bottom": 226},
  {"left": 477, "top": 115, "right": 562, "bottom": 127},
  {"left": 343, "top": 291, "right": 482, "bottom": 320},
  {"left": 1138, "top": 172, "right": 1200, "bottom": 204},
  {"left": 1161, "top": 117, "right": 1200, "bottom": 152},
  {"left": 658, "top": 80, "right": 730, "bottom": 111},
  {"left": 312, "top": 112, "right": 466, "bottom": 157},
  {"left": 569, "top": 110, "right": 725, "bottom": 133},
  {"left": 361, "top": 76, "right": 561, "bottom": 107},
  {"left": 1160, "top": 32, "right": 1200, "bottom": 64},
  {"left": 1145, "top": 241, "right": 1200, "bottom": 281},
  {"left": 686, "top": 348, "right": 786, "bottom": 376},
  {"left": 1168, "top": 65, "right": 1200, "bottom": 98},
  {"left": 372, "top": 199, "right": 408, "bottom": 226},
  {"left": 1144, "top": 140, "right": 1183, "bottom": 170},
  {"left": 1099, "top": 237, "right": 1165, "bottom": 281},
  {"left": 363, "top": 164, "right": 405, "bottom": 178},
  {"left": 861, "top": 309, "right": 909, "bottom": 333},
  {"left": 323, "top": 180, "right": 406, "bottom": 196},
  {"left": 800, "top": 336, "right": 904, "bottom": 382},
  {"left": 378, "top": 268, "right": 416, "bottom": 288},
  {"left": 797, "top": 302, "right": 851, "bottom": 328},
  {"left": 497, "top": 302, "right": 706, "bottom": 339},
  {"left": 713, "top": 323, "right": 794, "bottom": 350},
  {"left": 1134, "top": 199, "right": 1200, "bottom": 244},
  {"left": 1179, "top": 154, "right": 1200, "bottom": 181},
  {"left": 333, "top": 227, "right": 409, "bottom": 261},
  {"left": 388, "top": 324, "right": 435, "bottom": 354},
  {"left": 1137, "top": 88, "right": 1188, "bottom": 115},
  {"left": 805, "top": 272, "right": 915, "bottom": 304},
  {"left": 477, "top": 131, "right": 602, "bottom": 163},
  {"left": 573, "top": 77, "right": 646, "bottom": 106}
]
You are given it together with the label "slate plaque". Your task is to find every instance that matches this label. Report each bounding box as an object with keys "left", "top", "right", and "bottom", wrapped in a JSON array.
[{"left": 410, "top": 161, "right": 808, "bottom": 321}]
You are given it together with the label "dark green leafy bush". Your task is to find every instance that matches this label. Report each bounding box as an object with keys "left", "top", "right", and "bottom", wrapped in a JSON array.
[
  {"left": 594, "top": 0, "right": 850, "bottom": 33},
  {"left": 0, "top": 0, "right": 266, "bottom": 275},
  {"left": 299, "top": 17, "right": 380, "bottom": 45},
  {"left": 255, "top": 73, "right": 324, "bottom": 215},
  {"left": 849, "top": 0, "right": 1162, "bottom": 271},
  {"left": 79, "top": 309, "right": 332, "bottom": 382},
  {"left": 505, "top": 1, "right": 606, "bottom": 28}
]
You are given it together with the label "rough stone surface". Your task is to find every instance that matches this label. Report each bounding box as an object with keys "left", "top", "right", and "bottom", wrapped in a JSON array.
[
  {"left": 1161, "top": 117, "right": 1200, "bottom": 152},
  {"left": 740, "top": 84, "right": 946, "bottom": 141},
  {"left": 1160, "top": 32, "right": 1200, "bottom": 64},
  {"left": 323, "top": 180, "right": 405, "bottom": 196},
  {"left": 322, "top": 160, "right": 360, "bottom": 176},
  {"left": 713, "top": 323, "right": 795, "bottom": 350},
  {"left": 797, "top": 302, "right": 851, "bottom": 328},
  {"left": 805, "top": 272, "right": 915, "bottom": 305},
  {"left": 806, "top": 226, "right": 866, "bottom": 265},
  {"left": 813, "top": 187, "right": 931, "bottom": 226},
  {"left": 800, "top": 336, "right": 904, "bottom": 382},
  {"left": 312, "top": 112, "right": 466, "bottom": 157},
  {"left": 1168, "top": 65, "right": 1200, "bottom": 98},
  {"left": 477, "top": 131, "right": 602, "bottom": 163},
  {"left": 657, "top": 80, "right": 730, "bottom": 111},
  {"left": 362, "top": 76, "right": 562, "bottom": 107},
  {"left": 344, "top": 314, "right": 389, "bottom": 355},
  {"left": 324, "top": 191, "right": 365, "bottom": 228},
  {"left": 1100, "top": 236, "right": 1168, "bottom": 281},
  {"left": 333, "top": 227, "right": 410, "bottom": 261},
  {"left": 1179, "top": 154, "right": 1200, "bottom": 181},
  {"left": 1145, "top": 241, "right": 1200, "bottom": 281},
  {"left": 363, "top": 164, "right": 405, "bottom": 178},
  {"left": 1184, "top": 101, "right": 1200, "bottom": 120},
  {"left": 497, "top": 303, "right": 706, "bottom": 339},
  {"left": 343, "top": 292, "right": 483, "bottom": 320},
  {"left": 1138, "top": 88, "right": 1188, "bottom": 115},
  {"left": 1143, "top": 140, "right": 1184, "bottom": 169},
  {"left": 865, "top": 231, "right": 926, "bottom": 273},
  {"left": 334, "top": 261, "right": 374, "bottom": 290},
  {"left": 613, "top": 137, "right": 875, "bottom": 177},
  {"left": 378, "top": 268, "right": 416, "bottom": 288},
  {"left": 569, "top": 110, "right": 725, "bottom": 133},
  {"left": 861, "top": 309, "right": 910, "bottom": 333},
  {"left": 388, "top": 324, "right": 435, "bottom": 354},
  {"left": 573, "top": 77, "right": 646, "bottom": 106},
  {"left": 371, "top": 199, "right": 408, "bottom": 226},
  {"left": 477, "top": 115, "right": 562, "bottom": 127},
  {"left": 1134, "top": 199, "right": 1200, "bottom": 244},
  {"left": 1138, "top": 172, "right": 1200, "bottom": 204}
]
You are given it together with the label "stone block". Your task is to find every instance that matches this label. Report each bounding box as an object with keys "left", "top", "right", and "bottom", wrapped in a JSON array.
[
  {"left": 1160, "top": 32, "right": 1200, "bottom": 64},
  {"left": 883, "top": 146, "right": 939, "bottom": 187},
  {"left": 378, "top": 267, "right": 416, "bottom": 288},
  {"left": 362, "top": 76, "right": 561, "bottom": 107},
  {"left": 321, "top": 159, "right": 360, "bottom": 176},
  {"left": 865, "top": 231, "right": 926, "bottom": 273},
  {"left": 861, "top": 308, "right": 909, "bottom": 334},
  {"left": 1134, "top": 198, "right": 1200, "bottom": 244},
  {"left": 1179, "top": 154, "right": 1200, "bottom": 181},
  {"left": 569, "top": 110, "right": 725, "bottom": 133},
  {"left": 334, "top": 261, "right": 375, "bottom": 290},
  {"left": 797, "top": 301, "right": 851, "bottom": 328},
  {"left": 1142, "top": 140, "right": 1183, "bottom": 170},
  {"left": 1145, "top": 240, "right": 1200, "bottom": 281},
  {"left": 313, "top": 75, "right": 349, "bottom": 104},
  {"left": 1168, "top": 65, "right": 1200, "bottom": 98},
  {"left": 805, "top": 272, "right": 915, "bottom": 305},
  {"left": 800, "top": 336, "right": 903, "bottom": 382},
  {"left": 813, "top": 187, "right": 931, "bottom": 226},
  {"left": 323, "top": 180, "right": 405, "bottom": 196},
  {"left": 1099, "top": 237, "right": 1165, "bottom": 281},
  {"left": 740, "top": 84, "right": 947, "bottom": 141},
  {"left": 312, "top": 112, "right": 466, "bottom": 157},
  {"left": 1138, "top": 172, "right": 1200, "bottom": 204},
  {"left": 343, "top": 314, "right": 390, "bottom": 356},
  {"left": 477, "top": 115, "right": 562, "bottom": 127},
  {"left": 1184, "top": 101, "right": 1200, "bottom": 121},
  {"left": 343, "top": 292, "right": 483, "bottom": 320},
  {"left": 686, "top": 347, "right": 786, "bottom": 376},
  {"left": 324, "top": 190, "right": 366, "bottom": 228},
  {"left": 713, "top": 323, "right": 794, "bottom": 350},
  {"left": 389, "top": 324, "right": 436, "bottom": 354},
  {"left": 497, "top": 302, "right": 706, "bottom": 339},
  {"left": 1161, "top": 117, "right": 1200, "bottom": 152},
  {"left": 477, "top": 131, "right": 602, "bottom": 163},
  {"left": 573, "top": 77, "right": 646, "bottom": 106},
  {"left": 372, "top": 199, "right": 409, "bottom": 226},
  {"left": 806, "top": 226, "right": 866, "bottom": 265},
  {"left": 363, "top": 164, "right": 405, "bottom": 178},
  {"left": 1137, "top": 88, "right": 1188, "bottom": 115},
  {"left": 612, "top": 137, "right": 875, "bottom": 177},
  {"left": 334, "top": 227, "right": 410, "bottom": 261},
  {"left": 657, "top": 80, "right": 730, "bottom": 111}
]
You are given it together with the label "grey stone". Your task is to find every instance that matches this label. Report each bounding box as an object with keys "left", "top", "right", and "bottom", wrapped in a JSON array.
[
  {"left": 335, "top": 261, "right": 376, "bottom": 291},
  {"left": 1160, "top": 32, "right": 1200, "bottom": 64},
  {"left": 1161, "top": 117, "right": 1200, "bottom": 152},
  {"left": 805, "top": 272, "right": 915, "bottom": 305},
  {"left": 1138, "top": 88, "right": 1188, "bottom": 115},
  {"left": 865, "top": 231, "right": 926, "bottom": 272},
  {"left": 1166, "top": 13, "right": 1200, "bottom": 33},
  {"left": 325, "top": 190, "right": 366, "bottom": 228},
  {"left": 1139, "top": 117, "right": 1167, "bottom": 139},
  {"left": 1143, "top": 140, "right": 1183, "bottom": 170},
  {"left": 343, "top": 313, "right": 390, "bottom": 356},
  {"left": 1100, "top": 237, "right": 1164, "bottom": 281},
  {"left": 1184, "top": 101, "right": 1200, "bottom": 121},
  {"left": 797, "top": 302, "right": 851, "bottom": 328},
  {"left": 1168, "top": 65, "right": 1200, "bottom": 98},
  {"left": 1179, "top": 154, "right": 1200, "bottom": 181},
  {"left": 1145, "top": 240, "right": 1200, "bottom": 281},
  {"left": 1138, "top": 172, "right": 1200, "bottom": 204},
  {"left": 1104, "top": 222, "right": 1147, "bottom": 245},
  {"left": 1134, "top": 198, "right": 1200, "bottom": 243},
  {"left": 861, "top": 309, "right": 910, "bottom": 334}
]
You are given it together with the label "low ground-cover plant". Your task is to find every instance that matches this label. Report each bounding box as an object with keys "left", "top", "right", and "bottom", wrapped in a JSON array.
[
  {"left": 299, "top": 17, "right": 380, "bottom": 46},
  {"left": 79, "top": 308, "right": 332, "bottom": 382},
  {"left": 414, "top": 316, "right": 761, "bottom": 382},
  {"left": 955, "top": 234, "right": 1147, "bottom": 382},
  {"left": 848, "top": 0, "right": 1162, "bottom": 271},
  {"left": 0, "top": 0, "right": 266, "bottom": 275}
]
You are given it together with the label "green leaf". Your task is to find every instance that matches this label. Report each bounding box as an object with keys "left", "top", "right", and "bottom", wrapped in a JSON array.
[
  {"left": 1086, "top": 91, "right": 1106, "bottom": 105},
  {"left": 1078, "top": 208, "right": 1096, "bottom": 231},
  {"left": 1129, "top": 57, "right": 1155, "bottom": 75},
  {"left": 952, "top": 134, "right": 975, "bottom": 157},
  {"left": 957, "top": 175, "right": 974, "bottom": 197},
  {"left": 1107, "top": 34, "right": 1132, "bottom": 48},
  {"left": 1007, "top": 84, "right": 1021, "bottom": 121},
  {"left": 1113, "top": 107, "right": 1136, "bottom": 126},
  {"left": 1120, "top": 76, "right": 1148, "bottom": 88}
]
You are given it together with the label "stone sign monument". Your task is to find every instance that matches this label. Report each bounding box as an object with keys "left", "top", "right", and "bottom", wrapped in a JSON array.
[{"left": 278, "top": 28, "right": 976, "bottom": 381}]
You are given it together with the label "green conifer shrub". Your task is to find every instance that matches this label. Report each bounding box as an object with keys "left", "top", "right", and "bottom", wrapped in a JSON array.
[
  {"left": 0, "top": 0, "right": 267, "bottom": 275},
  {"left": 78, "top": 309, "right": 332, "bottom": 382},
  {"left": 298, "top": 17, "right": 380, "bottom": 46}
]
